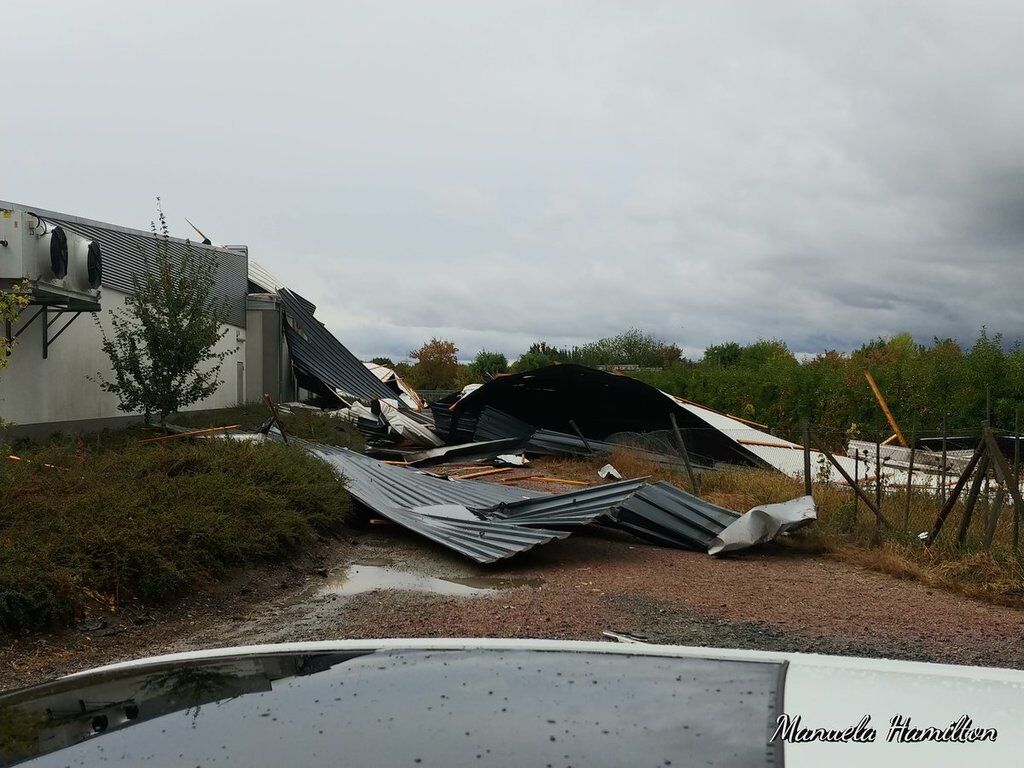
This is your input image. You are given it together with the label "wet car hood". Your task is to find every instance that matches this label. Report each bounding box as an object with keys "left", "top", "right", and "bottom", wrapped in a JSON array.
[
  {"left": 3, "top": 639, "right": 1023, "bottom": 768},
  {"left": 0, "top": 644, "right": 784, "bottom": 767}
]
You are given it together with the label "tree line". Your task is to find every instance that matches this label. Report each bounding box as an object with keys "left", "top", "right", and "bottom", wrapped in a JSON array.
[{"left": 390, "top": 328, "right": 1024, "bottom": 439}]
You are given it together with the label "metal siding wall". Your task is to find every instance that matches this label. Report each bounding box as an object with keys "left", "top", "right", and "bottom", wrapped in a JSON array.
[{"left": 40, "top": 215, "right": 247, "bottom": 328}]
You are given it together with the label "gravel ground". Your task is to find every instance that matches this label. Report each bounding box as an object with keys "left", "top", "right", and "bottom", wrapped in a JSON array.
[{"left": 2, "top": 526, "right": 1023, "bottom": 692}]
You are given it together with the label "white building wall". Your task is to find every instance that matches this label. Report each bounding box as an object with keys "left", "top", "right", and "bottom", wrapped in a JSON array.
[{"left": 0, "top": 286, "right": 245, "bottom": 429}]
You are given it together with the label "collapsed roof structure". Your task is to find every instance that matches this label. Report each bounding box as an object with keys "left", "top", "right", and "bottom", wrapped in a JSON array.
[{"left": 299, "top": 439, "right": 814, "bottom": 563}]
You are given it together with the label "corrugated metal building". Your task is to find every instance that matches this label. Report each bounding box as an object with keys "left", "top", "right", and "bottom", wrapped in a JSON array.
[{"left": 0, "top": 200, "right": 291, "bottom": 437}]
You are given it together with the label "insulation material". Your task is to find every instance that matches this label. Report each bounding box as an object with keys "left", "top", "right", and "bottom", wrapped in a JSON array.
[{"left": 708, "top": 496, "right": 817, "bottom": 556}]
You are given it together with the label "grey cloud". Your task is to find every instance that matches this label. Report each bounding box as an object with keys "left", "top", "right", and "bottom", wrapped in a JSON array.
[{"left": 3, "top": 1, "right": 1023, "bottom": 362}]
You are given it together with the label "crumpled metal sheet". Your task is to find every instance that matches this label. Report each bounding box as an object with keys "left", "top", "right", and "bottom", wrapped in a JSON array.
[
  {"left": 612, "top": 481, "right": 740, "bottom": 550},
  {"left": 363, "top": 361, "right": 425, "bottom": 411},
  {"left": 708, "top": 495, "right": 817, "bottom": 556},
  {"left": 303, "top": 443, "right": 647, "bottom": 562},
  {"left": 487, "top": 478, "right": 648, "bottom": 527},
  {"left": 378, "top": 506, "right": 572, "bottom": 564}
]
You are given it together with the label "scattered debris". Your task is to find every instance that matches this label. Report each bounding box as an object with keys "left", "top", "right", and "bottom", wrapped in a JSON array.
[
  {"left": 297, "top": 438, "right": 812, "bottom": 562},
  {"left": 598, "top": 463, "right": 622, "bottom": 480},
  {"left": 495, "top": 453, "right": 530, "bottom": 467},
  {"left": 77, "top": 618, "right": 106, "bottom": 633}
]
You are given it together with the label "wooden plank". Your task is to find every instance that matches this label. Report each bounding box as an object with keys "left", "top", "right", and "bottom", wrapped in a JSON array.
[
  {"left": 499, "top": 475, "right": 589, "bottom": 486},
  {"left": 138, "top": 425, "right": 241, "bottom": 443},
  {"left": 451, "top": 467, "right": 514, "bottom": 480},
  {"left": 864, "top": 370, "right": 907, "bottom": 447}
]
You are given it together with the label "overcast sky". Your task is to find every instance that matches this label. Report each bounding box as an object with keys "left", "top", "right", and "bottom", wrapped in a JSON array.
[{"left": 4, "top": 1, "right": 1023, "bottom": 361}]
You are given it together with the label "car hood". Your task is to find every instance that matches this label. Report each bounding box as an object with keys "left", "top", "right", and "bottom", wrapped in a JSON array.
[{"left": 1, "top": 639, "right": 1021, "bottom": 767}]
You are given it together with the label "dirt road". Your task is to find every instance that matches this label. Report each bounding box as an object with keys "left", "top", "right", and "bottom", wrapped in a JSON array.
[{"left": 3, "top": 527, "right": 1023, "bottom": 691}]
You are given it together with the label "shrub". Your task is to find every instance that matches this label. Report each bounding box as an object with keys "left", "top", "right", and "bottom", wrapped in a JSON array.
[{"left": 0, "top": 439, "right": 351, "bottom": 631}]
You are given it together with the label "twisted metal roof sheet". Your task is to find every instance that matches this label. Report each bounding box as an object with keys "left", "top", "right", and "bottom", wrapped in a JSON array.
[
  {"left": 612, "top": 481, "right": 740, "bottom": 550},
  {"left": 277, "top": 288, "right": 399, "bottom": 404},
  {"left": 304, "top": 444, "right": 650, "bottom": 561}
]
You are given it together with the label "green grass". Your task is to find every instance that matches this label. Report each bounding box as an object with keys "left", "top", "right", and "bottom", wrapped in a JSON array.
[
  {"left": 169, "top": 402, "right": 366, "bottom": 450},
  {"left": 0, "top": 435, "right": 353, "bottom": 632}
]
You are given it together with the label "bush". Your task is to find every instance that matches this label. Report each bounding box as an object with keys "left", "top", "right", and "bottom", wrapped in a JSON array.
[{"left": 0, "top": 438, "right": 351, "bottom": 631}]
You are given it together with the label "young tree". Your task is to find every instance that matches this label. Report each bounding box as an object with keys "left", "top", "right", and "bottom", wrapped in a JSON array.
[
  {"left": 93, "top": 201, "right": 235, "bottom": 426},
  {"left": 0, "top": 280, "right": 29, "bottom": 368},
  {"left": 469, "top": 349, "right": 508, "bottom": 380},
  {"left": 409, "top": 337, "right": 459, "bottom": 389},
  {"left": 0, "top": 280, "right": 30, "bottom": 447}
]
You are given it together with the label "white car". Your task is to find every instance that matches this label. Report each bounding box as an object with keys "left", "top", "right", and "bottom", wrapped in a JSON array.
[{"left": 1, "top": 638, "right": 1021, "bottom": 767}]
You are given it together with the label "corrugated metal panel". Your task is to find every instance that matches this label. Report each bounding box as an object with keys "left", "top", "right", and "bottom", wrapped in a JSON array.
[
  {"left": 277, "top": 288, "right": 399, "bottom": 404},
  {"left": 376, "top": 506, "right": 571, "bottom": 564},
  {"left": 14, "top": 205, "right": 249, "bottom": 327},
  {"left": 612, "top": 481, "right": 740, "bottom": 550},
  {"left": 488, "top": 478, "right": 648, "bottom": 527},
  {"left": 304, "top": 444, "right": 651, "bottom": 562}
]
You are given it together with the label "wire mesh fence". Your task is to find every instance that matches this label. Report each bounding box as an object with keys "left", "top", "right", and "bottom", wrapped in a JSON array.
[{"left": 604, "top": 420, "right": 1023, "bottom": 557}]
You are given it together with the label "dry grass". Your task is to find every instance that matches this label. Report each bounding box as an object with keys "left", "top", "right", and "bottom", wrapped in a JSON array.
[{"left": 529, "top": 448, "right": 1024, "bottom": 607}]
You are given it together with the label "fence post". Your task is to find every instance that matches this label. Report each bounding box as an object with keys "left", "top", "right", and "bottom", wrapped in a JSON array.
[
  {"left": 902, "top": 420, "right": 916, "bottom": 532},
  {"left": 668, "top": 413, "right": 699, "bottom": 495},
  {"left": 802, "top": 419, "right": 812, "bottom": 497},
  {"left": 957, "top": 452, "right": 990, "bottom": 548},
  {"left": 984, "top": 486, "right": 1005, "bottom": 550},
  {"left": 853, "top": 449, "right": 860, "bottom": 529},
  {"left": 808, "top": 428, "right": 892, "bottom": 528},
  {"left": 928, "top": 437, "right": 986, "bottom": 544},
  {"left": 568, "top": 419, "right": 594, "bottom": 455},
  {"left": 874, "top": 439, "right": 882, "bottom": 540},
  {"left": 1015, "top": 408, "right": 1021, "bottom": 552},
  {"left": 940, "top": 414, "right": 948, "bottom": 505}
]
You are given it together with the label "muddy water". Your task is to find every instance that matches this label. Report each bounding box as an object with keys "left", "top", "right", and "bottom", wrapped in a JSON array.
[{"left": 318, "top": 560, "right": 544, "bottom": 598}]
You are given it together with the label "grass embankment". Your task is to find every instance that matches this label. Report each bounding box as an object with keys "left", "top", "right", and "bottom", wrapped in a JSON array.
[
  {"left": 1, "top": 420, "right": 356, "bottom": 633},
  {"left": 534, "top": 449, "right": 1024, "bottom": 607}
]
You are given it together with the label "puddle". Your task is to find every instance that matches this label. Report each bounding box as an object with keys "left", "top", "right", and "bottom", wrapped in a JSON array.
[{"left": 318, "top": 562, "right": 544, "bottom": 598}]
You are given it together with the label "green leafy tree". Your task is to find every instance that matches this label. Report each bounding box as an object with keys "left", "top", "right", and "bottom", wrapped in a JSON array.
[
  {"left": 93, "top": 201, "right": 235, "bottom": 426},
  {"left": 0, "top": 280, "right": 29, "bottom": 370},
  {"left": 512, "top": 342, "right": 557, "bottom": 372},
  {"left": 0, "top": 280, "right": 30, "bottom": 446},
  {"left": 370, "top": 356, "right": 395, "bottom": 368},
  {"left": 469, "top": 350, "right": 508, "bottom": 380},
  {"left": 408, "top": 337, "right": 460, "bottom": 389}
]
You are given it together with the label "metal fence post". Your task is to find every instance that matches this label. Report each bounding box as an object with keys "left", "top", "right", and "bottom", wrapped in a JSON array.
[
  {"left": 874, "top": 439, "right": 882, "bottom": 540},
  {"left": 940, "top": 414, "right": 948, "bottom": 505},
  {"left": 668, "top": 413, "right": 699, "bottom": 495},
  {"left": 902, "top": 420, "right": 916, "bottom": 532},
  {"left": 1015, "top": 408, "right": 1021, "bottom": 552},
  {"left": 853, "top": 449, "right": 860, "bottom": 529},
  {"left": 802, "top": 419, "right": 812, "bottom": 497}
]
